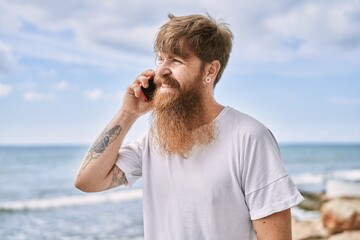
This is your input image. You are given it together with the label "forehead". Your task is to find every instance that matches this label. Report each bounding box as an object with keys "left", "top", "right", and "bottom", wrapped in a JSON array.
[
  {"left": 156, "top": 52, "right": 203, "bottom": 69},
  {"left": 157, "top": 48, "right": 198, "bottom": 61}
]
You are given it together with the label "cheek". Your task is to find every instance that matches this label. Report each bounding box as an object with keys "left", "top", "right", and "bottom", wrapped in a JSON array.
[
  {"left": 178, "top": 73, "right": 195, "bottom": 88},
  {"left": 171, "top": 66, "right": 204, "bottom": 90}
]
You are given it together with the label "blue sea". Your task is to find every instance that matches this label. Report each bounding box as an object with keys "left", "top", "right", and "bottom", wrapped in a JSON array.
[{"left": 1, "top": 144, "right": 359, "bottom": 239}]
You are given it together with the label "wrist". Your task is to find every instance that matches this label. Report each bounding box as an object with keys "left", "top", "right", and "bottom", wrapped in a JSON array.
[{"left": 118, "top": 108, "right": 141, "bottom": 121}]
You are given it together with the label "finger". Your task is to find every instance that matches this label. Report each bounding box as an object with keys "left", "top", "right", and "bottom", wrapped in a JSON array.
[
  {"left": 141, "top": 69, "right": 155, "bottom": 77},
  {"left": 136, "top": 75, "right": 148, "bottom": 88},
  {"left": 139, "top": 70, "right": 155, "bottom": 88},
  {"left": 130, "top": 83, "right": 142, "bottom": 98},
  {"left": 131, "top": 70, "right": 154, "bottom": 99}
]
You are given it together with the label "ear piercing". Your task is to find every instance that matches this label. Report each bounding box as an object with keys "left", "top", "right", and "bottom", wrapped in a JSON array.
[{"left": 205, "top": 77, "right": 212, "bottom": 83}]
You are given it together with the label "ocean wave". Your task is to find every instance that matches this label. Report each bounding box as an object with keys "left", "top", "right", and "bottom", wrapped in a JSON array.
[
  {"left": 330, "top": 169, "right": 360, "bottom": 181},
  {"left": 292, "top": 169, "right": 360, "bottom": 186},
  {"left": 0, "top": 189, "right": 142, "bottom": 212},
  {"left": 292, "top": 173, "right": 324, "bottom": 185},
  {"left": 2, "top": 170, "right": 359, "bottom": 212}
]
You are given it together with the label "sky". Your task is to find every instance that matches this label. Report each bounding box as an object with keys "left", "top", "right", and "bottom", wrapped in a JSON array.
[{"left": 0, "top": 0, "right": 359, "bottom": 145}]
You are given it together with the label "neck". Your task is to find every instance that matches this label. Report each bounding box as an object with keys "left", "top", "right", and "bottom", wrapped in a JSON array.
[{"left": 200, "top": 95, "right": 224, "bottom": 126}]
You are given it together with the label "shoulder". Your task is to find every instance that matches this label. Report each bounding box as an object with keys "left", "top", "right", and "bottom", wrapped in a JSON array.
[
  {"left": 220, "top": 106, "right": 271, "bottom": 139},
  {"left": 122, "top": 132, "right": 149, "bottom": 152}
]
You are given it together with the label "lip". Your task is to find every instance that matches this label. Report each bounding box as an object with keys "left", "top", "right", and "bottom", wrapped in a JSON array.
[{"left": 159, "top": 84, "right": 176, "bottom": 93}]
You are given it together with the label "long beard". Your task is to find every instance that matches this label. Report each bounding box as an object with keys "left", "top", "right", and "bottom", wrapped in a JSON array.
[{"left": 150, "top": 75, "right": 216, "bottom": 158}]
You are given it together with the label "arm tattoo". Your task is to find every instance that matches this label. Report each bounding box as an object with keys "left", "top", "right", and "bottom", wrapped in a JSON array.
[
  {"left": 107, "top": 165, "right": 128, "bottom": 189},
  {"left": 80, "top": 125, "right": 122, "bottom": 171}
]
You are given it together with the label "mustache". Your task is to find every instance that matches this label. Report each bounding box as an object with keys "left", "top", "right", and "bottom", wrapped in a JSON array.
[{"left": 154, "top": 75, "right": 180, "bottom": 89}]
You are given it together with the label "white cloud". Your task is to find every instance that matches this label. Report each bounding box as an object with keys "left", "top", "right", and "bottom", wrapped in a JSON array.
[
  {"left": 0, "top": 0, "right": 158, "bottom": 68},
  {"left": 23, "top": 91, "right": 54, "bottom": 101},
  {"left": 84, "top": 88, "right": 126, "bottom": 101},
  {"left": 53, "top": 80, "right": 69, "bottom": 90},
  {"left": 84, "top": 88, "right": 104, "bottom": 101},
  {"left": 263, "top": 1, "right": 360, "bottom": 57},
  {"left": 0, "top": 41, "right": 16, "bottom": 74},
  {"left": 0, "top": 83, "right": 12, "bottom": 97},
  {"left": 0, "top": 0, "right": 358, "bottom": 68}
]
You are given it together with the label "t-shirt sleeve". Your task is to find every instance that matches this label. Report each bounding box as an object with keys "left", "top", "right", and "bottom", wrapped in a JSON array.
[
  {"left": 241, "top": 124, "right": 304, "bottom": 220},
  {"left": 115, "top": 134, "right": 147, "bottom": 187}
]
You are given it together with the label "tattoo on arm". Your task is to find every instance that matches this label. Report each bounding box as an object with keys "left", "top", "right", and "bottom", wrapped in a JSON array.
[
  {"left": 107, "top": 165, "right": 128, "bottom": 189},
  {"left": 80, "top": 125, "right": 122, "bottom": 172}
]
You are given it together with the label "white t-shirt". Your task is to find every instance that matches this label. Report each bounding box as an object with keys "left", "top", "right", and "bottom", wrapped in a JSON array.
[{"left": 116, "top": 106, "right": 303, "bottom": 240}]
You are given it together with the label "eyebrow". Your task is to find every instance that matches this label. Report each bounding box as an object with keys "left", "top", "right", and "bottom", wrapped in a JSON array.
[{"left": 158, "top": 53, "right": 185, "bottom": 60}]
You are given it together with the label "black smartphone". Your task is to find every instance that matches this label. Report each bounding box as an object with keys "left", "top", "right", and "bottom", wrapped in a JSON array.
[{"left": 141, "top": 76, "right": 157, "bottom": 101}]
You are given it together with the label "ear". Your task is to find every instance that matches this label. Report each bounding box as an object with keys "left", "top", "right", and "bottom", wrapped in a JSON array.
[{"left": 204, "top": 60, "right": 221, "bottom": 85}]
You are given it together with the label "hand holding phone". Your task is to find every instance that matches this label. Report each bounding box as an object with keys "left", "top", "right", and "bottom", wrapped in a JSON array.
[{"left": 140, "top": 76, "right": 157, "bottom": 102}]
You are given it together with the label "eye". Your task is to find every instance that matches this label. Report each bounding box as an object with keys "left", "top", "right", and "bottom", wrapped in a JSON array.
[
  {"left": 155, "top": 56, "right": 164, "bottom": 66},
  {"left": 172, "top": 58, "right": 183, "bottom": 65}
]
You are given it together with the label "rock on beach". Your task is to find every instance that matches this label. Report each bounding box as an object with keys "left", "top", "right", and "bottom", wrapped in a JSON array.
[
  {"left": 321, "top": 198, "right": 360, "bottom": 234},
  {"left": 292, "top": 192, "right": 360, "bottom": 240}
]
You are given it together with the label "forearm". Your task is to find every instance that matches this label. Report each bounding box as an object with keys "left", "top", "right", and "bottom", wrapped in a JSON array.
[{"left": 74, "top": 109, "right": 138, "bottom": 192}]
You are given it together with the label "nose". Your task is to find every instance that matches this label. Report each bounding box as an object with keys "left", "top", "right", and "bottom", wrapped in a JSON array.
[{"left": 156, "top": 61, "right": 171, "bottom": 77}]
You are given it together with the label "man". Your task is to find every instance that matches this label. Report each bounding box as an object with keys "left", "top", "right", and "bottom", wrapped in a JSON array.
[{"left": 75, "top": 14, "right": 303, "bottom": 240}]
